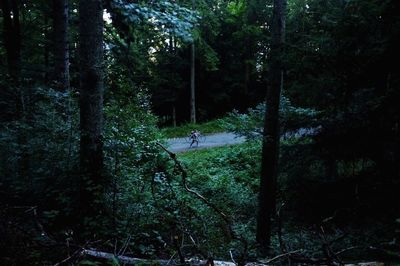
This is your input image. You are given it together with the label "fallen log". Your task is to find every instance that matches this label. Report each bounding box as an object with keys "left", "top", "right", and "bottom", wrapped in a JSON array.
[
  {"left": 83, "top": 249, "right": 387, "bottom": 266},
  {"left": 83, "top": 249, "right": 240, "bottom": 266}
]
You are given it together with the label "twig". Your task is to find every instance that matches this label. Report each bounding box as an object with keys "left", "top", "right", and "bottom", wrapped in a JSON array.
[
  {"left": 118, "top": 235, "right": 131, "bottom": 256},
  {"left": 262, "top": 249, "right": 302, "bottom": 264},
  {"left": 53, "top": 248, "right": 84, "bottom": 266},
  {"left": 276, "top": 202, "right": 287, "bottom": 254},
  {"left": 229, "top": 250, "right": 237, "bottom": 265},
  {"left": 335, "top": 245, "right": 363, "bottom": 256},
  {"left": 156, "top": 142, "right": 249, "bottom": 262},
  {"left": 157, "top": 142, "right": 231, "bottom": 232},
  {"left": 319, "top": 226, "right": 343, "bottom": 265},
  {"left": 166, "top": 252, "right": 177, "bottom": 266}
]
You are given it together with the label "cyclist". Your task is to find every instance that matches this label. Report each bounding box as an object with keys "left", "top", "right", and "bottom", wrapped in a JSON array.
[{"left": 189, "top": 129, "right": 200, "bottom": 148}]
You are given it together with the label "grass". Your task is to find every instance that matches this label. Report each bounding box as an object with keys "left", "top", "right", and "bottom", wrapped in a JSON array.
[
  {"left": 166, "top": 139, "right": 399, "bottom": 262},
  {"left": 161, "top": 118, "right": 227, "bottom": 138},
  {"left": 177, "top": 141, "right": 261, "bottom": 199},
  {"left": 169, "top": 141, "right": 261, "bottom": 255}
]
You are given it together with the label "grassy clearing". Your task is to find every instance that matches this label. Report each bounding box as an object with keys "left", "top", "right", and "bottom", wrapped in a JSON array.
[{"left": 161, "top": 118, "right": 227, "bottom": 138}]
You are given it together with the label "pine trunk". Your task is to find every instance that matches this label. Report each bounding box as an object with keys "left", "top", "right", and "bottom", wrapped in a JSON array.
[
  {"left": 256, "top": 0, "right": 286, "bottom": 253},
  {"left": 190, "top": 42, "right": 196, "bottom": 123},
  {"left": 78, "top": 0, "right": 104, "bottom": 230},
  {"left": 53, "top": 0, "right": 70, "bottom": 90},
  {"left": 190, "top": 0, "right": 196, "bottom": 124},
  {"left": 1, "top": 0, "right": 21, "bottom": 82}
]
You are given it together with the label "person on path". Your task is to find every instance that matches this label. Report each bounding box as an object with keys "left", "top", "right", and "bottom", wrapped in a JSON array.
[{"left": 189, "top": 130, "right": 200, "bottom": 148}]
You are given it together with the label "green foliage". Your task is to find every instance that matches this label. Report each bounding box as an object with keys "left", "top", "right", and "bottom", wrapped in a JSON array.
[
  {"left": 0, "top": 87, "right": 79, "bottom": 207},
  {"left": 197, "top": 38, "right": 220, "bottom": 71},
  {"left": 112, "top": 0, "right": 200, "bottom": 42},
  {"left": 0, "top": 86, "right": 80, "bottom": 264},
  {"left": 223, "top": 95, "right": 319, "bottom": 139},
  {"left": 227, "top": 0, "right": 246, "bottom": 17},
  {"left": 167, "top": 142, "right": 261, "bottom": 256},
  {"left": 1, "top": 0, "right": 399, "bottom": 263}
]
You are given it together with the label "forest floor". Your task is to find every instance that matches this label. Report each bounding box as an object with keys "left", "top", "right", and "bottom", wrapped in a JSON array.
[{"left": 166, "top": 132, "right": 246, "bottom": 152}]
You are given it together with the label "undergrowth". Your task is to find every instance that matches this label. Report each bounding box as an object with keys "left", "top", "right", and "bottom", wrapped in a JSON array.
[{"left": 170, "top": 140, "right": 400, "bottom": 263}]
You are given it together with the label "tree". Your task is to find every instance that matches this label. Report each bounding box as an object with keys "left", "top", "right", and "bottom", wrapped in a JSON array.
[
  {"left": 78, "top": 0, "right": 105, "bottom": 231},
  {"left": 190, "top": 0, "right": 196, "bottom": 123},
  {"left": 52, "top": 0, "right": 69, "bottom": 90},
  {"left": 256, "top": 0, "right": 286, "bottom": 253},
  {"left": 1, "top": 0, "right": 21, "bottom": 82},
  {"left": 190, "top": 35, "right": 196, "bottom": 123}
]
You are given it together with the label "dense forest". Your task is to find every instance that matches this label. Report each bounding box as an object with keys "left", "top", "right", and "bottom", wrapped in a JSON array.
[{"left": 0, "top": 0, "right": 399, "bottom": 265}]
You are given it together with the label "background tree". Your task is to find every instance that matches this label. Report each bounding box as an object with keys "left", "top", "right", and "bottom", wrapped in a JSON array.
[
  {"left": 78, "top": 0, "right": 105, "bottom": 232},
  {"left": 52, "top": 0, "right": 69, "bottom": 90},
  {"left": 256, "top": 0, "right": 286, "bottom": 253},
  {"left": 190, "top": 0, "right": 196, "bottom": 123},
  {"left": 1, "top": 0, "right": 21, "bottom": 82}
]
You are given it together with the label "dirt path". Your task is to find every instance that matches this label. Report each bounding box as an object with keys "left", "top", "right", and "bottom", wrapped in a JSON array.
[{"left": 166, "top": 132, "right": 246, "bottom": 153}]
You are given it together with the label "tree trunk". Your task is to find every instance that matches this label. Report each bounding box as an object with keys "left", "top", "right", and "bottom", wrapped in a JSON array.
[
  {"left": 256, "top": 0, "right": 286, "bottom": 254},
  {"left": 190, "top": 41, "right": 196, "bottom": 123},
  {"left": 190, "top": 0, "right": 196, "bottom": 124},
  {"left": 53, "top": 0, "right": 70, "bottom": 90},
  {"left": 44, "top": 15, "right": 50, "bottom": 83},
  {"left": 78, "top": 0, "right": 104, "bottom": 231},
  {"left": 1, "top": 0, "right": 21, "bottom": 82},
  {"left": 172, "top": 105, "right": 177, "bottom": 127}
]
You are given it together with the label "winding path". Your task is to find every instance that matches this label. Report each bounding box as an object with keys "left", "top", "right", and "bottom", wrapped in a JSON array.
[
  {"left": 166, "top": 132, "right": 246, "bottom": 153},
  {"left": 166, "top": 127, "right": 320, "bottom": 153}
]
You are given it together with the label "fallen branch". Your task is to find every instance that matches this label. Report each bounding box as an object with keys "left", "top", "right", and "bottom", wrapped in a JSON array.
[
  {"left": 157, "top": 142, "right": 229, "bottom": 222},
  {"left": 229, "top": 250, "right": 237, "bottom": 265},
  {"left": 83, "top": 249, "right": 240, "bottom": 266},
  {"left": 83, "top": 249, "right": 171, "bottom": 264},
  {"left": 157, "top": 142, "right": 249, "bottom": 262},
  {"left": 318, "top": 225, "right": 343, "bottom": 265},
  {"left": 82, "top": 245, "right": 390, "bottom": 266},
  {"left": 53, "top": 249, "right": 84, "bottom": 266},
  {"left": 261, "top": 249, "right": 302, "bottom": 264},
  {"left": 336, "top": 245, "right": 363, "bottom": 256}
]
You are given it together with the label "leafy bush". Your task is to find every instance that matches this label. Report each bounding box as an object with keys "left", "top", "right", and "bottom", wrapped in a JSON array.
[
  {"left": 223, "top": 95, "right": 320, "bottom": 140},
  {"left": 166, "top": 143, "right": 261, "bottom": 257}
]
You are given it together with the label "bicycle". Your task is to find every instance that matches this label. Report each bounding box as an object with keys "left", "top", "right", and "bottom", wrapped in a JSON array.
[{"left": 186, "top": 132, "right": 206, "bottom": 147}]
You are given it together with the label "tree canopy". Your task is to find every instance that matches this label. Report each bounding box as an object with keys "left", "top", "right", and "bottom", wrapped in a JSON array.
[{"left": 0, "top": 0, "right": 399, "bottom": 264}]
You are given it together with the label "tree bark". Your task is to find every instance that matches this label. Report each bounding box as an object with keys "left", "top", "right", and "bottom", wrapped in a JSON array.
[
  {"left": 172, "top": 105, "right": 177, "bottom": 127},
  {"left": 190, "top": 0, "right": 196, "bottom": 124},
  {"left": 256, "top": 0, "right": 286, "bottom": 253},
  {"left": 78, "top": 0, "right": 104, "bottom": 229},
  {"left": 52, "top": 0, "right": 70, "bottom": 90},
  {"left": 190, "top": 40, "right": 196, "bottom": 123},
  {"left": 1, "top": 0, "right": 21, "bottom": 82},
  {"left": 44, "top": 15, "right": 50, "bottom": 83}
]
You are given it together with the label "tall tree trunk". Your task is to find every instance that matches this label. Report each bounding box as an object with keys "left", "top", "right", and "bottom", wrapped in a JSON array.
[
  {"left": 1, "top": 0, "right": 21, "bottom": 82},
  {"left": 256, "top": 0, "right": 286, "bottom": 253},
  {"left": 244, "top": 62, "right": 250, "bottom": 95},
  {"left": 190, "top": 0, "right": 196, "bottom": 123},
  {"left": 1, "top": 0, "right": 28, "bottom": 181},
  {"left": 78, "top": 0, "right": 104, "bottom": 231},
  {"left": 44, "top": 15, "right": 50, "bottom": 83},
  {"left": 190, "top": 40, "right": 196, "bottom": 123},
  {"left": 53, "top": 0, "right": 70, "bottom": 90}
]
